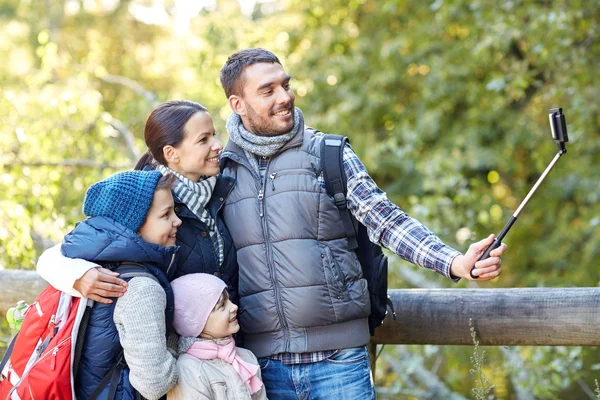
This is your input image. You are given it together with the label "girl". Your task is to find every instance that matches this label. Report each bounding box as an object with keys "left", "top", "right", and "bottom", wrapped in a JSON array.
[
  {"left": 36, "top": 100, "right": 238, "bottom": 306},
  {"left": 64, "top": 170, "right": 180, "bottom": 399},
  {"left": 167, "top": 273, "right": 266, "bottom": 400}
]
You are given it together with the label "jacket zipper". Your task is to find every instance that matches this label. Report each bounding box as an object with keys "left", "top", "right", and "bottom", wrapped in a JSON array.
[
  {"left": 214, "top": 179, "right": 235, "bottom": 274},
  {"left": 260, "top": 162, "right": 289, "bottom": 350},
  {"left": 166, "top": 253, "right": 177, "bottom": 277}
]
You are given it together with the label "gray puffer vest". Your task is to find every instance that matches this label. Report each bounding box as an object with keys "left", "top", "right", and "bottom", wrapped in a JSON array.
[{"left": 220, "top": 127, "right": 370, "bottom": 358}]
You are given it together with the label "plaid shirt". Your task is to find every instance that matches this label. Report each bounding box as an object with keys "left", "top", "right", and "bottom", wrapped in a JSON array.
[{"left": 256, "top": 144, "right": 461, "bottom": 364}]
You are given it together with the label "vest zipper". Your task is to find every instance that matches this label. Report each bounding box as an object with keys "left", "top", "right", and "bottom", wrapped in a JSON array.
[
  {"left": 269, "top": 169, "right": 316, "bottom": 192},
  {"left": 258, "top": 189, "right": 264, "bottom": 217},
  {"left": 260, "top": 163, "right": 289, "bottom": 350}
]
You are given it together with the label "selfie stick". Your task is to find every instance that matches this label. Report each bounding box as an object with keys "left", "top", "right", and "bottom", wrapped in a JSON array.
[{"left": 470, "top": 108, "right": 569, "bottom": 278}]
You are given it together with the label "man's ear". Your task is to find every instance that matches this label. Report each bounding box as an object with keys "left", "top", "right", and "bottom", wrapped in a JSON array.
[
  {"left": 163, "top": 145, "right": 179, "bottom": 164},
  {"left": 228, "top": 95, "right": 246, "bottom": 116}
]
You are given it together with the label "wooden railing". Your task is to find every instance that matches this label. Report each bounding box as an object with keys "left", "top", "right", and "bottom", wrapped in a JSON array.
[
  {"left": 3, "top": 270, "right": 599, "bottom": 371},
  {"left": 373, "top": 287, "right": 600, "bottom": 346},
  {"left": 0, "top": 270, "right": 48, "bottom": 313}
]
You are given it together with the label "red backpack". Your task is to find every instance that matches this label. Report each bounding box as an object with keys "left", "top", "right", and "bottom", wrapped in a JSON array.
[
  {"left": 0, "top": 263, "right": 157, "bottom": 400},
  {"left": 0, "top": 284, "right": 88, "bottom": 400}
]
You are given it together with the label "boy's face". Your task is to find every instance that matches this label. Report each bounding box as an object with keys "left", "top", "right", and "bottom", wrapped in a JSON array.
[
  {"left": 200, "top": 291, "right": 240, "bottom": 339},
  {"left": 228, "top": 62, "right": 295, "bottom": 136},
  {"left": 138, "top": 188, "right": 181, "bottom": 247}
]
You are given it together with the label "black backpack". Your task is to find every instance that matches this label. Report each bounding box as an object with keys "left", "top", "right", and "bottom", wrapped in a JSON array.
[{"left": 320, "top": 134, "right": 396, "bottom": 336}]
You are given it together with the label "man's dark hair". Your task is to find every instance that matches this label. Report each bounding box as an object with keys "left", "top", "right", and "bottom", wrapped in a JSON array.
[{"left": 219, "top": 48, "right": 281, "bottom": 98}]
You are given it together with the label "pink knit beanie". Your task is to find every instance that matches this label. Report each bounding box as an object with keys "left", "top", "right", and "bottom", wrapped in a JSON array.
[{"left": 171, "top": 273, "right": 228, "bottom": 337}]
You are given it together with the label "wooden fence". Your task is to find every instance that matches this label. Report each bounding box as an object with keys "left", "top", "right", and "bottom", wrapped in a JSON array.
[{"left": 2, "top": 269, "right": 599, "bottom": 372}]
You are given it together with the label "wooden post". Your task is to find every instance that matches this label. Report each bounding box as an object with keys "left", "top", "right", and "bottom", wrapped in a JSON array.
[{"left": 368, "top": 341, "right": 377, "bottom": 377}]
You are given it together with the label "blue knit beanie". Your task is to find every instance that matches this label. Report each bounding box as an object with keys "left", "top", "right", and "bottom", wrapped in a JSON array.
[{"left": 83, "top": 170, "right": 163, "bottom": 232}]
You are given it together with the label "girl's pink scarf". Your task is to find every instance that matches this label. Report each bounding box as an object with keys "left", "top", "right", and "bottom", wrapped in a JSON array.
[{"left": 186, "top": 338, "right": 263, "bottom": 395}]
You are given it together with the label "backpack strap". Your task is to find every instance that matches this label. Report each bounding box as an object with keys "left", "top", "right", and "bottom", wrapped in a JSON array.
[
  {"left": 321, "top": 134, "right": 358, "bottom": 250},
  {"left": 73, "top": 299, "right": 93, "bottom": 380},
  {"left": 116, "top": 262, "right": 160, "bottom": 284},
  {"left": 0, "top": 333, "right": 18, "bottom": 375},
  {"left": 87, "top": 351, "right": 126, "bottom": 400}
]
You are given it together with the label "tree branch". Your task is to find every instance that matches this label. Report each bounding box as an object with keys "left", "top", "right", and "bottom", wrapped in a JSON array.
[
  {"left": 11, "top": 159, "right": 131, "bottom": 169},
  {"left": 98, "top": 73, "right": 158, "bottom": 107},
  {"left": 100, "top": 112, "right": 142, "bottom": 160},
  {"left": 576, "top": 378, "right": 596, "bottom": 399},
  {"left": 383, "top": 349, "right": 467, "bottom": 399}
]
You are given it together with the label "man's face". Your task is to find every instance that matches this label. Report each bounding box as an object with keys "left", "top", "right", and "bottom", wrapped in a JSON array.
[{"left": 233, "top": 62, "right": 295, "bottom": 136}]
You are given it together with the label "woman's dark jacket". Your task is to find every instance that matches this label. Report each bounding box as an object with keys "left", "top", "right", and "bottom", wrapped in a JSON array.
[
  {"left": 61, "top": 216, "right": 176, "bottom": 400},
  {"left": 170, "top": 174, "right": 239, "bottom": 304}
]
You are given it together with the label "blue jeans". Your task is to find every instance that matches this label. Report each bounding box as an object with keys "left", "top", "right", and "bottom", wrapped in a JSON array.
[{"left": 258, "top": 346, "right": 376, "bottom": 400}]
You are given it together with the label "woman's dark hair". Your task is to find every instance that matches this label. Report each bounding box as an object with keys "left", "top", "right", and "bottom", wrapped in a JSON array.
[{"left": 134, "top": 100, "right": 207, "bottom": 170}]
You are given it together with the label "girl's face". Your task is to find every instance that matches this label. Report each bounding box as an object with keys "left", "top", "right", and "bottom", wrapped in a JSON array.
[
  {"left": 138, "top": 188, "right": 182, "bottom": 247},
  {"left": 200, "top": 290, "right": 240, "bottom": 339},
  {"left": 168, "top": 111, "right": 223, "bottom": 182}
]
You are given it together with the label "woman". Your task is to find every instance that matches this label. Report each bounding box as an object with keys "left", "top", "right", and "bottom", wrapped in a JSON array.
[{"left": 37, "top": 100, "right": 238, "bottom": 305}]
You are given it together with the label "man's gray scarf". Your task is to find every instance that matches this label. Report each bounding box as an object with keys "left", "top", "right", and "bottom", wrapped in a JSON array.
[
  {"left": 226, "top": 107, "right": 303, "bottom": 174},
  {"left": 156, "top": 164, "right": 224, "bottom": 266}
]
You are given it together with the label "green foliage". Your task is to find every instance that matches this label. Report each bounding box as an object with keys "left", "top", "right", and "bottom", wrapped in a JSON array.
[
  {"left": 282, "top": 0, "right": 600, "bottom": 288},
  {"left": 514, "top": 346, "right": 584, "bottom": 398},
  {"left": 1, "top": 0, "right": 599, "bottom": 397}
]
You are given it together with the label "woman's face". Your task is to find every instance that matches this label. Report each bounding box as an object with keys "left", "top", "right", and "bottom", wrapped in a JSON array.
[
  {"left": 138, "top": 188, "right": 182, "bottom": 247},
  {"left": 168, "top": 111, "right": 223, "bottom": 182}
]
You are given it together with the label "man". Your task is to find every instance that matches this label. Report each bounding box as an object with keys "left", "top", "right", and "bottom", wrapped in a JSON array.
[{"left": 218, "top": 48, "right": 507, "bottom": 399}]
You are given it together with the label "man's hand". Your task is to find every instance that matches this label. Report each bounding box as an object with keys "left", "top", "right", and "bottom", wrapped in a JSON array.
[
  {"left": 450, "top": 234, "right": 507, "bottom": 281},
  {"left": 73, "top": 267, "right": 128, "bottom": 304}
]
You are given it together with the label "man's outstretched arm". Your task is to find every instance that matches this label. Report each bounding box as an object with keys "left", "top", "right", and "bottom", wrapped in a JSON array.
[{"left": 342, "top": 145, "right": 506, "bottom": 281}]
